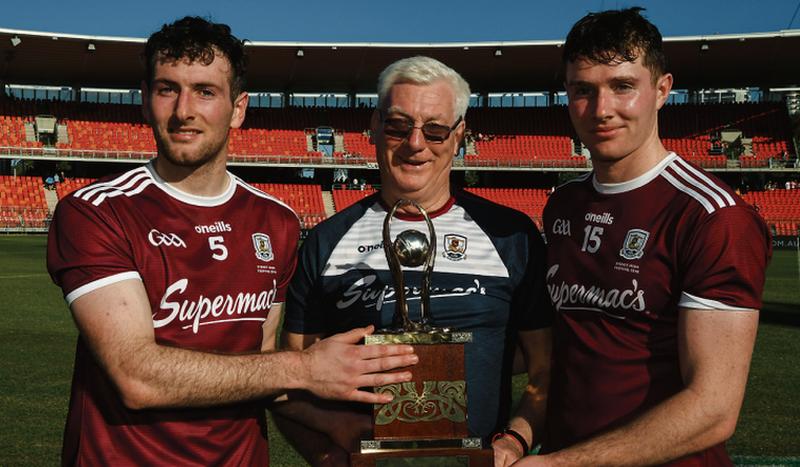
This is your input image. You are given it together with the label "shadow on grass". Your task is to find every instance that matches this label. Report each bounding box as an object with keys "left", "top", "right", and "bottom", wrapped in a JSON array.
[{"left": 760, "top": 301, "right": 800, "bottom": 326}]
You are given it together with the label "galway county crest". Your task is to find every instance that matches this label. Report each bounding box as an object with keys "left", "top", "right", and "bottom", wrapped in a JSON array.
[
  {"left": 252, "top": 233, "right": 274, "bottom": 262},
  {"left": 443, "top": 234, "right": 467, "bottom": 261},
  {"left": 619, "top": 229, "right": 649, "bottom": 260}
]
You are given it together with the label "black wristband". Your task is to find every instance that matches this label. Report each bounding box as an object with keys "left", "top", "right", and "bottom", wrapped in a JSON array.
[{"left": 502, "top": 427, "right": 530, "bottom": 454}]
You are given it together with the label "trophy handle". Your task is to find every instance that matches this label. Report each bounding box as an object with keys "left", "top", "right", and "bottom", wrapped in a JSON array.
[
  {"left": 383, "top": 201, "right": 410, "bottom": 329},
  {"left": 383, "top": 199, "right": 437, "bottom": 331},
  {"left": 417, "top": 203, "right": 436, "bottom": 327}
]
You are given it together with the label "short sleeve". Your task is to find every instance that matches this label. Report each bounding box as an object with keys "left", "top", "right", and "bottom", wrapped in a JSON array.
[
  {"left": 47, "top": 195, "right": 140, "bottom": 304},
  {"left": 282, "top": 227, "right": 327, "bottom": 335},
  {"left": 271, "top": 207, "right": 301, "bottom": 304},
  {"left": 511, "top": 222, "right": 554, "bottom": 330},
  {"left": 679, "top": 206, "right": 771, "bottom": 311}
]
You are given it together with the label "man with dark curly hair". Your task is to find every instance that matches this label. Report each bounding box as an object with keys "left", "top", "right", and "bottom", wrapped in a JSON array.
[
  {"left": 47, "top": 16, "right": 416, "bottom": 466},
  {"left": 504, "top": 8, "right": 770, "bottom": 467}
]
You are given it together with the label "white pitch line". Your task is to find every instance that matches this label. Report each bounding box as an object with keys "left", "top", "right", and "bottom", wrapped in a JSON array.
[{"left": 0, "top": 273, "right": 50, "bottom": 279}]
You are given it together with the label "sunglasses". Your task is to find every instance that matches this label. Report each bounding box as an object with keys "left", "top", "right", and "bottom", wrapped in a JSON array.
[{"left": 380, "top": 110, "right": 462, "bottom": 143}]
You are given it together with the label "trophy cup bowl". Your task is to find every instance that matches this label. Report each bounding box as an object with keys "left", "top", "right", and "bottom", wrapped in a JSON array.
[{"left": 351, "top": 199, "right": 491, "bottom": 467}]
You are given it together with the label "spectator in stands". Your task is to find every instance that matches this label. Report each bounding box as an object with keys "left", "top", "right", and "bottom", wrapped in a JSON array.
[
  {"left": 46, "top": 16, "right": 415, "bottom": 466},
  {"left": 509, "top": 8, "right": 771, "bottom": 466},
  {"left": 272, "top": 56, "right": 552, "bottom": 465}
]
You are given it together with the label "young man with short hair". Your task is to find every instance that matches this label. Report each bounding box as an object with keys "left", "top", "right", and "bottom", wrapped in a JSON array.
[
  {"left": 508, "top": 8, "right": 771, "bottom": 466},
  {"left": 47, "top": 17, "right": 416, "bottom": 465}
]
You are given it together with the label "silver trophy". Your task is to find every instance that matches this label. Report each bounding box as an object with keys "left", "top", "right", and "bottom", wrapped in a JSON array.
[{"left": 382, "top": 199, "right": 437, "bottom": 331}]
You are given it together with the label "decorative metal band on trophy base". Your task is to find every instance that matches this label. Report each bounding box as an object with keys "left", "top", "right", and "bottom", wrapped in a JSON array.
[
  {"left": 352, "top": 438, "right": 491, "bottom": 467},
  {"left": 365, "top": 331, "right": 473, "bottom": 345},
  {"left": 360, "top": 438, "right": 483, "bottom": 452}
]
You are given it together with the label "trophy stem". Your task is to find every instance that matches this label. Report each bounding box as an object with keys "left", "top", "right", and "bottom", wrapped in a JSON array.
[
  {"left": 419, "top": 208, "right": 436, "bottom": 326},
  {"left": 382, "top": 199, "right": 437, "bottom": 332}
]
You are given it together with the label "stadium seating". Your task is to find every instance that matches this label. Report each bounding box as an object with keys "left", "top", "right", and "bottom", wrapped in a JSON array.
[
  {"left": 0, "top": 98, "right": 794, "bottom": 170},
  {"left": 339, "top": 132, "right": 375, "bottom": 161},
  {"left": 465, "top": 187, "right": 549, "bottom": 229},
  {"left": 660, "top": 102, "right": 793, "bottom": 168},
  {"left": 464, "top": 107, "right": 585, "bottom": 167},
  {"left": 0, "top": 175, "right": 48, "bottom": 208},
  {"left": 0, "top": 114, "right": 43, "bottom": 149},
  {"left": 741, "top": 189, "right": 800, "bottom": 235},
  {"left": 55, "top": 177, "right": 96, "bottom": 200},
  {"left": 332, "top": 186, "right": 378, "bottom": 211},
  {"left": 65, "top": 120, "right": 155, "bottom": 153},
  {"left": 249, "top": 183, "right": 326, "bottom": 229},
  {"left": 469, "top": 135, "right": 582, "bottom": 167},
  {"left": 0, "top": 175, "right": 49, "bottom": 229}
]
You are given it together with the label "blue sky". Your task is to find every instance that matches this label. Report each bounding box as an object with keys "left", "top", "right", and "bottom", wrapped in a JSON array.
[{"left": 3, "top": 0, "right": 799, "bottom": 42}]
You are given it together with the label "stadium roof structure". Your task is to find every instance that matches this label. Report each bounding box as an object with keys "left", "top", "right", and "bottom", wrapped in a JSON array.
[{"left": 0, "top": 27, "right": 799, "bottom": 94}]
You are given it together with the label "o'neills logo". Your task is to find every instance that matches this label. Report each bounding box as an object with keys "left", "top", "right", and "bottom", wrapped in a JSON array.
[
  {"left": 154, "top": 278, "right": 277, "bottom": 333},
  {"left": 546, "top": 264, "right": 645, "bottom": 319},
  {"left": 357, "top": 241, "right": 384, "bottom": 253},
  {"left": 585, "top": 212, "right": 614, "bottom": 225},
  {"left": 195, "top": 221, "right": 232, "bottom": 234}
]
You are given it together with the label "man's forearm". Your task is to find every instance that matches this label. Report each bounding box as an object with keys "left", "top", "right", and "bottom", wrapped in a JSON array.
[
  {"left": 99, "top": 326, "right": 416, "bottom": 410},
  {"left": 112, "top": 341, "right": 307, "bottom": 409},
  {"left": 536, "top": 386, "right": 736, "bottom": 467},
  {"left": 511, "top": 329, "right": 551, "bottom": 447},
  {"left": 507, "top": 384, "right": 546, "bottom": 449}
]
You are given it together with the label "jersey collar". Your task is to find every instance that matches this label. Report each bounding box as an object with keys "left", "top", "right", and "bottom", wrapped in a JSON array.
[
  {"left": 146, "top": 161, "right": 236, "bottom": 207},
  {"left": 378, "top": 194, "right": 456, "bottom": 221},
  {"left": 592, "top": 152, "right": 677, "bottom": 195}
]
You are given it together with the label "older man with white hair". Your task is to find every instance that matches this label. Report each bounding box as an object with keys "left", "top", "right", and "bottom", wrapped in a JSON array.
[{"left": 272, "top": 56, "right": 552, "bottom": 465}]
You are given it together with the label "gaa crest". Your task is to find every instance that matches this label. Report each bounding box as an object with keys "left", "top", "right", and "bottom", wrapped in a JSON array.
[
  {"left": 619, "top": 229, "right": 649, "bottom": 260},
  {"left": 443, "top": 234, "right": 467, "bottom": 261},
  {"left": 252, "top": 233, "right": 274, "bottom": 262}
]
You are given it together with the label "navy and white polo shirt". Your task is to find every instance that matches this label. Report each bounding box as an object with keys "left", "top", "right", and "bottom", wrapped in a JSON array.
[{"left": 284, "top": 190, "right": 552, "bottom": 439}]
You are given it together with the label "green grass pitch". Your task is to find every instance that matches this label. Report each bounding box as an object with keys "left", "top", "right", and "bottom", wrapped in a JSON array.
[{"left": 0, "top": 235, "right": 798, "bottom": 466}]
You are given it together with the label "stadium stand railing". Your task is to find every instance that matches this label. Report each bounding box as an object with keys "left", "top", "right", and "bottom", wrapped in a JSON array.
[
  {"left": 4, "top": 99, "right": 793, "bottom": 170},
  {"left": 4, "top": 173, "right": 798, "bottom": 236}
]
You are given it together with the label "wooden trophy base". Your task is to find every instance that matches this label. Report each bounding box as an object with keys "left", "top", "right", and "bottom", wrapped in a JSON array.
[{"left": 357, "top": 331, "right": 492, "bottom": 466}]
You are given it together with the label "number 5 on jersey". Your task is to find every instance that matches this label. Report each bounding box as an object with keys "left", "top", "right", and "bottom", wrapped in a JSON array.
[
  {"left": 208, "top": 236, "right": 229, "bottom": 261},
  {"left": 581, "top": 225, "right": 604, "bottom": 253}
]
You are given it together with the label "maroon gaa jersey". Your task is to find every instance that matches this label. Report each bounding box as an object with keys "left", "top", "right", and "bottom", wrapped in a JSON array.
[
  {"left": 47, "top": 162, "right": 299, "bottom": 466},
  {"left": 541, "top": 154, "right": 770, "bottom": 466}
]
